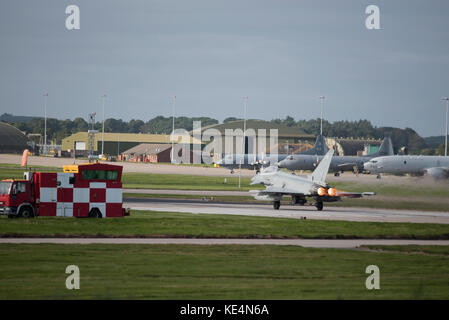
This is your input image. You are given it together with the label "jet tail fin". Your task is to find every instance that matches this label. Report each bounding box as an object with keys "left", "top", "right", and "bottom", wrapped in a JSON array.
[
  {"left": 376, "top": 137, "right": 394, "bottom": 156},
  {"left": 308, "top": 149, "right": 334, "bottom": 186}
]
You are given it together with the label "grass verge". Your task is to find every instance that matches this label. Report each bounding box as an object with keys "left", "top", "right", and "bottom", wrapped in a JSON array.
[
  {"left": 1, "top": 210, "right": 449, "bottom": 239},
  {"left": 0, "top": 243, "right": 448, "bottom": 299}
]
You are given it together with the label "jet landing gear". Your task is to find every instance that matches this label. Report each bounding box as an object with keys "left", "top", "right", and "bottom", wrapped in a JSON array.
[
  {"left": 273, "top": 201, "right": 281, "bottom": 210},
  {"left": 315, "top": 201, "right": 323, "bottom": 211}
]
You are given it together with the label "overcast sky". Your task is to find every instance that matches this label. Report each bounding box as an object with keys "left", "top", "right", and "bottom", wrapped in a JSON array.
[{"left": 1, "top": 0, "right": 448, "bottom": 137}]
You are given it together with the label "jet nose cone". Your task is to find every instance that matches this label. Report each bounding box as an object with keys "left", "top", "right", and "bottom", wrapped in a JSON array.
[
  {"left": 363, "top": 161, "right": 373, "bottom": 171},
  {"left": 277, "top": 160, "right": 286, "bottom": 168}
]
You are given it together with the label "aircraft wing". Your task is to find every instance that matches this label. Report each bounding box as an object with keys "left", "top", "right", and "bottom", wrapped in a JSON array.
[
  {"left": 336, "top": 162, "right": 357, "bottom": 170},
  {"left": 250, "top": 187, "right": 301, "bottom": 195}
]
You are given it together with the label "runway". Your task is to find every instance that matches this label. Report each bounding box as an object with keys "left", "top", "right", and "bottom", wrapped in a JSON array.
[
  {"left": 124, "top": 197, "right": 449, "bottom": 224},
  {"left": 2, "top": 238, "right": 449, "bottom": 248}
]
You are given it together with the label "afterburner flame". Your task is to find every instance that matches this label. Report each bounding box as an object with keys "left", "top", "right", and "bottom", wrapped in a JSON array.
[
  {"left": 317, "top": 187, "right": 328, "bottom": 196},
  {"left": 328, "top": 188, "right": 337, "bottom": 197}
]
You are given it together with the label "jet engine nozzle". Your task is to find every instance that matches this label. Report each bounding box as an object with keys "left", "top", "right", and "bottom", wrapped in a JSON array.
[
  {"left": 328, "top": 188, "right": 337, "bottom": 197},
  {"left": 317, "top": 187, "right": 328, "bottom": 196}
]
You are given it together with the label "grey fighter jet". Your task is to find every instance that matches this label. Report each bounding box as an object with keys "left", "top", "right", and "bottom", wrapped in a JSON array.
[
  {"left": 364, "top": 155, "right": 449, "bottom": 179},
  {"left": 278, "top": 137, "right": 393, "bottom": 176},
  {"left": 250, "top": 149, "right": 375, "bottom": 211}
]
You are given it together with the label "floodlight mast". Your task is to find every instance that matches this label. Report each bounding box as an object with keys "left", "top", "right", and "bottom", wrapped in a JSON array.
[
  {"left": 319, "top": 96, "right": 325, "bottom": 135},
  {"left": 43, "top": 93, "right": 48, "bottom": 155},
  {"left": 239, "top": 96, "right": 248, "bottom": 189},
  {"left": 171, "top": 95, "right": 176, "bottom": 163},
  {"left": 443, "top": 97, "right": 449, "bottom": 157},
  {"left": 101, "top": 94, "right": 106, "bottom": 158}
]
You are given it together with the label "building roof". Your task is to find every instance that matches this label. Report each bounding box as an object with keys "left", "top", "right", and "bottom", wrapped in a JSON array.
[
  {"left": 0, "top": 122, "right": 29, "bottom": 153},
  {"left": 122, "top": 143, "right": 172, "bottom": 155},
  {"left": 62, "top": 132, "right": 202, "bottom": 151}
]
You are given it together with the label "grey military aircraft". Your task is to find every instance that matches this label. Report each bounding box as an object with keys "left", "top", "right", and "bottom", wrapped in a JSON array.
[
  {"left": 215, "top": 134, "right": 328, "bottom": 173},
  {"left": 250, "top": 149, "right": 375, "bottom": 211},
  {"left": 364, "top": 155, "right": 449, "bottom": 179},
  {"left": 277, "top": 137, "right": 393, "bottom": 176}
]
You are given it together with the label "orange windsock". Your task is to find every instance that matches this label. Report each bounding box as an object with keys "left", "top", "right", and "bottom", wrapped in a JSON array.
[
  {"left": 328, "top": 188, "right": 337, "bottom": 197},
  {"left": 317, "top": 187, "right": 328, "bottom": 196},
  {"left": 21, "top": 149, "right": 29, "bottom": 167}
]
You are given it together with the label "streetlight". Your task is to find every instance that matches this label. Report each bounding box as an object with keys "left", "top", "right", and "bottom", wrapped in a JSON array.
[
  {"left": 443, "top": 97, "right": 449, "bottom": 156},
  {"left": 43, "top": 93, "right": 48, "bottom": 155},
  {"left": 239, "top": 96, "right": 248, "bottom": 189},
  {"left": 101, "top": 94, "right": 106, "bottom": 158},
  {"left": 171, "top": 95, "right": 176, "bottom": 163},
  {"left": 319, "top": 96, "right": 325, "bottom": 135}
]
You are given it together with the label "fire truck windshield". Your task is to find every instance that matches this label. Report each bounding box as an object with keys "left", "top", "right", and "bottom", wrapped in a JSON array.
[
  {"left": 0, "top": 181, "right": 12, "bottom": 195},
  {"left": 81, "top": 170, "right": 119, "bottom": 180}
]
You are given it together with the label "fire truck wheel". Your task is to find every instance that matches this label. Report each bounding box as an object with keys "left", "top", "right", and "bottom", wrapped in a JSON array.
[
  {"left": 19, "top": 207, "right": 34, "bottom": 218},
  {"left": 89, "top": 209, "right": 102, "bottom": 218}
]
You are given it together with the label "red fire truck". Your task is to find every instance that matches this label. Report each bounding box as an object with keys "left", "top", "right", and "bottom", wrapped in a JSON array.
[{"left": 0, "top": 163, "right": 130, "bottom": 218}]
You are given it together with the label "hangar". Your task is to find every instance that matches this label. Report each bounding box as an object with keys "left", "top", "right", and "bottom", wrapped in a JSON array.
[{"left": 0, "top": 122, "right": 29, "bottom": 154}]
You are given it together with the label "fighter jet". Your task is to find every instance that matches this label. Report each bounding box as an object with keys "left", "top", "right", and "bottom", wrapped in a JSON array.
[
  {"left": 250, "top": 149, "right": 375, "bottom": 211},
  {"left": 364, "top": 155, "right": 449, "bottom": 179},
  {"left": 215, "top": 134, "right": 328, "bottom": 173},
  {"left": 278, "top": 137, "right": 393, "bottom": 176}
]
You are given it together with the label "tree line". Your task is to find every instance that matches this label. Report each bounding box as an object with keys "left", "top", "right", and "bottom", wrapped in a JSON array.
[{"left": 1, "top": 113, "right": 444, "bottom": 154}]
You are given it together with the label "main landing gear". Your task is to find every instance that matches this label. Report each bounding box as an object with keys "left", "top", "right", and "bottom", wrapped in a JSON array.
[{"left": 273, "top": 200, "right": 323, "bottom": 211}]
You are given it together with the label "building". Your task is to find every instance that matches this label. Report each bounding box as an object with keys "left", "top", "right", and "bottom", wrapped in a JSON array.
[
  {"left": 120, "top": 144, "right": 172, "bottom": 163},
  {"left": 0, "top": 122, "right": 29, "bottom": 153},
  {"left": 62, "top": 132, "right": 202, "bottom": 157},
  {"left": 325, "top": 137, "right": 382, "bottom": 156}
]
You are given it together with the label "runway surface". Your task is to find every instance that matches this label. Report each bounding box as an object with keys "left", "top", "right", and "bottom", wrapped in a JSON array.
[
  {"left": 2, "top": 238, "right": 449, "bottom": 248},
  {"left": 124, "top": 197, "right": 449, "bottom": 224}
]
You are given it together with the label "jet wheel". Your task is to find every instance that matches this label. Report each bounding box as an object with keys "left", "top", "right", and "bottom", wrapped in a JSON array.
[{"left": 273, "top": 201, "right": 281, "bottom": 210}]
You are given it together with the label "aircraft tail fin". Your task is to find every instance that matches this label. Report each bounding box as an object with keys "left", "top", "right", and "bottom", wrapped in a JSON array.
[
  {"left": 302, "top": 134, "right": 328, "bottom": 156},
  {"left": 309, "top": 149, "right": 334, "bottom": 185},
  {"left": 376, "top": 137, "right": 394, "bottom": 156}
]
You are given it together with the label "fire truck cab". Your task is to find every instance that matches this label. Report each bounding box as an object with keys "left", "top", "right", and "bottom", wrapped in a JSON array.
[{"left": 0, "top": 163, "right": 130, "bottom": 218}]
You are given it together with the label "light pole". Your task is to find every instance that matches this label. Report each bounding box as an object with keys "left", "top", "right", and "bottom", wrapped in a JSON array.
[
  {"left": 43, "top": 93, "right": 48, "bottom": 155},
  {"left": 319, "top": 96, "right": 325, "bottom": 135},
  {"left": 443, "top": 97, "right": 449, "bottom": 156},
  {"left": 239, "top": 96, "right": 248, "bottom": 189},
  {"left": 101, "top": 94, "right": 106, "bottom": 157},
  {"left": 171, "top": 95, "right": 176, "bottom": 163}
]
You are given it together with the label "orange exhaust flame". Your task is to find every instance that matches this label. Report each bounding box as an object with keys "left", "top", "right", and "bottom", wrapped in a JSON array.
[
  {"left": 317, "top": 187, "right": 328, "bottom": 196},
  {"left": 328, "top": 188, "right": 337, "bottom": 197}
]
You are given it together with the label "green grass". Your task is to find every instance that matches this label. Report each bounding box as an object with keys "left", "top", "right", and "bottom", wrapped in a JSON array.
[
  {"left": 122, "top": 172, "right": 259, "bottom": 191},
  {"left": 361, "top": 245, "right": 449, "bottom": 256},
  {"left": 0, "top": 243, "right": 448, "bottom": 299},
  {"left": 1, "top": 210, "right": 449, "bottom": 239}
]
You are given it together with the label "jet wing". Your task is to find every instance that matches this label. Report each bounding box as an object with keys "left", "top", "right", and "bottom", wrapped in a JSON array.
[
  {"left": 250, "top": 187, "right": 301, "bottom": 195},
  {"left": 336, "top": 162, "right": 358, "bottom": 170}
]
